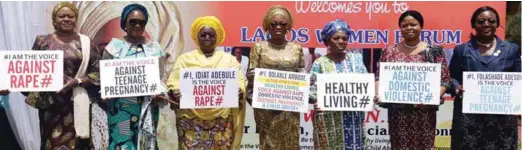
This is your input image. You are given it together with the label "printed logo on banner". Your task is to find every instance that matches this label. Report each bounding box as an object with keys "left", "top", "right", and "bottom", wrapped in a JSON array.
[
  {"left": 299, "top": 104, "right": 314, "bottom": 150},
  {"left": 462, "top": 72, "right": 522, "bottom": 115},
  {"left": 239, "top": 104, "right": 315, "bottom": 149},
  {"left": 0, "top": 51, "right": 64, "bottom": 91},
  {"left": 378, "top": 62, "right": 441, "bottom": 105},
  {"left": 316, "top": 73, "right": 375, "bottom": 111},
  {"left": 100, "top": 57, "right": 161, "bottom": 98},
  {"left": 364, "top": 107, "right": 391, "bottom": 149},
  {"left": 252, "top": 68, "right": 310, "bottom": 113},
  {"left": 179, "top": 68, "right": 239, "bottom": 109}
]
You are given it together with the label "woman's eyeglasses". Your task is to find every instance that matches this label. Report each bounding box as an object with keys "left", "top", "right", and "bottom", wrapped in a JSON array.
[
  {"left": 129, "top": 19, "right": 147, "bottom": 27},
  {"left": 270, "top": 22, "right": 288, "bottom": 28},
  {"left": 476, "top": 19, "right": 497, "bottom": 26}
]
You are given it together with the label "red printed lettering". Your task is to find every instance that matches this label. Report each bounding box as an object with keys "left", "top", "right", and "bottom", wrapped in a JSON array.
[
  {"left": 7, "top": 60, "right": 56, "bottom": 74},
  {"left": 45, "top": 60, "right": 56, "bottom": 73},
  {"left": 365, "top": 108, "right": 381, "bottom": 123},
  {"left": 195, "top": 96, "right": 215, "bottom": 106},
  {"left": 10, "top": 75, "right": 16, "bottom": 88},
  {"left": 193, "top": 85, "right": 225, "bottom": 96},
  {"left": 7, "top": 61, "right": 14, "bottom": 73},
  {"left": 304, "top": 109, "right": 314, "bottom": 122},
  {"left": 136, "top": 59, "right": 154, "bottom": 65},
  {"left": 10, "top": 75, "right": 40, "bottom": 88}
]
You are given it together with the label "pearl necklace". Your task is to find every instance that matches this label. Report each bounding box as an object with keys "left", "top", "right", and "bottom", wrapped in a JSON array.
[
  {"left": 268, "top": 41, "right": 287, "bottom": 49},
  {"left": 404, "top": 42, "right": 422, "bottom": 49},
  {"left": 476, "top": 38, "right": 496, "bottom": 48}
]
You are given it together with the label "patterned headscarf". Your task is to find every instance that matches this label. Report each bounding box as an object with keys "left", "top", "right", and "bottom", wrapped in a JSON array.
[
  {"left": 52, "top": 2, "right": 78, "bottom": 22},
  {"left": 190, "top": 16, "right": 226, "bottom": 46},
  {"left": 262, "top": 5, "right": 293, "bottom": 31},
  {"left": 320, "top": 19, "right": 351, "bottom": 46},
  {"left": 121, "top": 3, "right": 149, "bottom": 31}
]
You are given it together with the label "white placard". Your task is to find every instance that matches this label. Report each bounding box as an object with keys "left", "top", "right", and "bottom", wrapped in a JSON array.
[
  {"left": 179, "top": 68, "right": 239, "bottom": 109},
  {"left": 0, "top": 51, "right": 64, "bottom": 91},
  {"left": 378, "top": 62, "right": 441, "bottom": 105},
  {"left": 317, "top": 73, "right": 375, "bottom": 111},
  {"left": 100, "top": 57, "right": 161, "bottom": 98},
  {"left": 252, "top": 68, "right": 310, "bottom": 113},
  {"left": 462, "top": 72, "right": 522, "bottom": 115}
]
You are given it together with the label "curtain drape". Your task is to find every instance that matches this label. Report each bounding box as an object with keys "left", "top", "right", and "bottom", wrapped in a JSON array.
[{"left": 0, "top": 1, "right": 48, "bottom": 149}]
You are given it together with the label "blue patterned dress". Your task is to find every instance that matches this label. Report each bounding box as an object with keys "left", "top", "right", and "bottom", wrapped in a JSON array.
[
  {"left": 309, "top": 51, "right": 367, "bottom": 150},
  {"left": 102, "top": 38, "right": 166, "bottom": 150}
]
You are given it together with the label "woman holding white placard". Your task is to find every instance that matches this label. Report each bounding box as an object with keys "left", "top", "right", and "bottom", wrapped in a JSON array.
[
  {"left": 308, "top": 19, "right": 367, "bottom": 149},
  {"left": 449, "top": 6, "right": 521, "bottom": 149},
  {"left": 245, "top": 5, "right": 305, "bottom": 149},
  {"left": 24, "top": 2, "right": 102, "bottom": 149},
  {"left": 72, "top": 1, "right": 184, "bottom": 149},
  {"left": 100, "top": 4, "right": 169, "bottom": 149},
  {"left": 374, "top": 10, "right": 451, "bottom": 149},
  {"left": 167, "top": 16, "right": 247, "bottom": 149}
]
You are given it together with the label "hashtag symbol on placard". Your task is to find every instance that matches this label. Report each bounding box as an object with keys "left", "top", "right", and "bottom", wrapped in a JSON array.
[
  {"left": 40, "top": 75, "right": 52, "bottom": 88},
  {"left": 424, "top": 92, "right": 433, "bottom": 103},
  {"left": 513, "top": 105, "right": 521, "bottom": 113},
  {"left": 384, "top": 66, "right": 389, "bottom": 70},
  {"left": 183, "top": 72, "right": 189, "bottom": 79},
  {"left": 149, "top": 83, "right": 157, "bottom": 92},
  {"left": 359, "top": 96, "right": 370, "bottom": 108},
  {"left": 4, "top": 54, "right": 8, "bottom": 59},
  {"left": 467, "top": 74, "right": 473, "bottom": 79},
  {"left": 215, "top": 96, "right": 223, "bottom": 106}
]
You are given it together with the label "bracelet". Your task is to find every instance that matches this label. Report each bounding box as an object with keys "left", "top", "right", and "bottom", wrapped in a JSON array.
[{"left": 76, "top": 78, "right": 83, "bottom": 87}]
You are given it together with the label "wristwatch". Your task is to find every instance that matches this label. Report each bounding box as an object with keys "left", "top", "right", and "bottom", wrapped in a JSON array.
[{"left": 77, "top": 78, "right": 83, "bottom": 87}]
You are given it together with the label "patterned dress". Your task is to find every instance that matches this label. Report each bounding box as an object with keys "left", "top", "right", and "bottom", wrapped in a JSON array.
[
  {"left": 309, "top": 52, "right": 367, "bottom": 150},
  {"left": 26, "top": 33, "right": 101, "bottom": 150},
  {"left": 167, "top": 49, "right": 247, "bottom": 150},
  {"left": 248, "top": 41, "right": 304, "bottom": 150},
  {"left": 103, "top": 38, "right": 166, "bottom": 150},
  {"left": 375, "top": 44, "right": 451, "bottom": 149}
]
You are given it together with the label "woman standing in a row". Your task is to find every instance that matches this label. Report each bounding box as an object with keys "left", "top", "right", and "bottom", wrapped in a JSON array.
[
  {"left": 374, "top": 7, "right": 520, "bottom": 149},
  {"left": 167, "top": 16, "right": 247, "bottom": 149},
  {"left": 450, "top": 6, "right": 520, "bottom": 149},
  {"left": 26, "top": 2, "right": 101, "bottom": 149},
  {"left": 101, "top": 4, "right": 168, "bottom": 149},
  {"left": 247, "top": 5, "right": 305, "bottom": 150},
  {"left": 309, "top": 19, "right": 367, "bottom": 149},
  {"left": 375, "top": 10, "right": 451, "bottom": 149}
]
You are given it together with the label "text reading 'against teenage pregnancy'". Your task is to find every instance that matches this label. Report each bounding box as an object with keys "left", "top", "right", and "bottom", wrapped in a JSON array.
[
  {"left": 100, "top": 57, "right": 161, "bottom": 98},
  {"left": 463, "top": 72, "right": 522, "bottom": 115}
]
